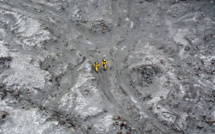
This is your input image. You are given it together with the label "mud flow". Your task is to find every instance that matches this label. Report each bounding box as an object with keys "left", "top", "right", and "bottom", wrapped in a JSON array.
[{"left": 0, "top": 0, "right": 215, "bottom": 134}]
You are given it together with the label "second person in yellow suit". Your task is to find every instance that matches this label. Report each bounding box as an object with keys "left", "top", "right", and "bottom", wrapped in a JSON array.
[{"left": 102, "top": 59, "right": 107, "bottom": 70}]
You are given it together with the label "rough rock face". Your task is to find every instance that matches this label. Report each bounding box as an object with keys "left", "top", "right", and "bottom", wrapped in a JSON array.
[{"left": 0, "top": 0, "right": 215, "bottom": 134}]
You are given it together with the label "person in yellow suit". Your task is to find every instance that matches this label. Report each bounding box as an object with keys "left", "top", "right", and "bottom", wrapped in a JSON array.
[
  {"left": 102, "top": 59, "right": 107, "bottom": 70},
  {"left": 94, "top": 62, "right": 99, "bottom": 72}
]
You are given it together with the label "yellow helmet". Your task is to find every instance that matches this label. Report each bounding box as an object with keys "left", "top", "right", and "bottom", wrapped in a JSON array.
[{"left": 103, "top": 59, "right": 106, "bottom": 61}]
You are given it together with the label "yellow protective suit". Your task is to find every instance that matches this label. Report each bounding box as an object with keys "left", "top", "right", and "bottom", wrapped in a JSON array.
[
  {"left": 102, "top": 59, "right": 107, "bottom": 70},
  {"left": 94, "top": 62, "right": 99, "bottom": 72}
]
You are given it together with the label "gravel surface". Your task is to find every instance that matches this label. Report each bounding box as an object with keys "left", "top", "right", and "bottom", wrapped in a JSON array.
[{"left": 0, "top": 0, "right": 215, "bottom": 134}]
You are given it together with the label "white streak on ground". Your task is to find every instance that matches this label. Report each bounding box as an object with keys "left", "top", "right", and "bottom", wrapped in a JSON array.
[{"left": 2, "top": 52, "right": 50, "bottom": 90}]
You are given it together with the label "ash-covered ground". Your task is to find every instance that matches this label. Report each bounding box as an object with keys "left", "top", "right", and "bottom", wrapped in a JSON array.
[{"left": 0, "top": 0, "right": 215, "bottom": 134}]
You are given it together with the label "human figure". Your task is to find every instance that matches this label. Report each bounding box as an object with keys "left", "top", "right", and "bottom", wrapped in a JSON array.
[
  {"left": 94, "top": 62, "right": 99, "bottom": 72},
  {"left": 102, "top": 59, "right": 107, "bottom": 70}
]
